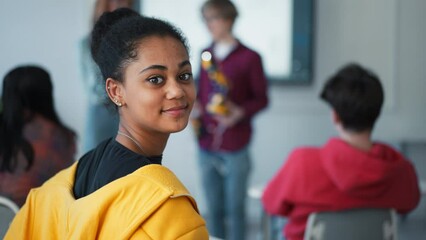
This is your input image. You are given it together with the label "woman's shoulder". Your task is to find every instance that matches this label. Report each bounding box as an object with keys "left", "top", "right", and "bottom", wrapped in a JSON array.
[{"left": 132, "top": 165, "right": 190, "bottom": 195}]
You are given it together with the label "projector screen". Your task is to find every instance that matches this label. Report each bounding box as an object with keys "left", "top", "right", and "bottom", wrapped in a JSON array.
[{"left": 141, "top": 0, "right": 314, "bottom": 84}]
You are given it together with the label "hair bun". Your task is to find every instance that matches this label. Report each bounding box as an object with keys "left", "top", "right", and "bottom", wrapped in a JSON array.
[{"left": 91, "top": 8, "right": 139, "bottom": 63}]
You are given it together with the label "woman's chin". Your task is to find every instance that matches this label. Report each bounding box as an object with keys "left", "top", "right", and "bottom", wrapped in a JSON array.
[{"left": 167, "top": 121, "right": 189, "bottom": 133}]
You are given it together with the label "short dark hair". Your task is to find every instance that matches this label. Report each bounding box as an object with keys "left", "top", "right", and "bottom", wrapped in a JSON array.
[
  {"left": 320, "top": 63, "right": 384, "bottom": 132},
  {"left": 91, "top": 8, "right": 189, "bottom": 85},
  {"left": 202, "top": 0, "right": 238, "bottom": 22}
]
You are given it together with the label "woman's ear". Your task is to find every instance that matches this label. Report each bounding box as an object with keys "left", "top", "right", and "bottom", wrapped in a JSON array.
[{"left": 106, "top": 78, "right": 124, "bottom": 107}]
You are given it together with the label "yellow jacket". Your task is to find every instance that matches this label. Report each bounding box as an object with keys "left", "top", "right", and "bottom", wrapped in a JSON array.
[{"left": 5, "top": 163, "right": 208, "bottom": 239}]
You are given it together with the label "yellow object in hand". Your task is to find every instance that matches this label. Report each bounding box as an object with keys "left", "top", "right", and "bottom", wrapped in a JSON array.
[{"left": 206, "top": 93, "right": 228, "bottom": 116}]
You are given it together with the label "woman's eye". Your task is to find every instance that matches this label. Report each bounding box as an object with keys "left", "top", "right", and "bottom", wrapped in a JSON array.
[
  {"left": 179, "top": 73, "right": 193, "bottom": 82},
  {"left": 147, "top": 76, "right": 164, "bottom": 85}
]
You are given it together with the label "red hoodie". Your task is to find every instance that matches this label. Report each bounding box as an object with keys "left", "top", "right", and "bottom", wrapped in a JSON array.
[{"left": 261, "top": 138, "right": 420, "bottom": 240}]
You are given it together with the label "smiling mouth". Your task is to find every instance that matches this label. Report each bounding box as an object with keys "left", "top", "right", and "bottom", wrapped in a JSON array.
[
  {"left": 162, "top": 104, "right": 188, "bottom": 112},
  {"left": 161, "top": 104, "right": 190, "bottom": 117}
]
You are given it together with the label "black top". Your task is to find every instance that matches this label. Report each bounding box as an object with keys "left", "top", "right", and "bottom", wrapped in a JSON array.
[{"left": 73, "top": 138, "right": 162, "bottom": 199}]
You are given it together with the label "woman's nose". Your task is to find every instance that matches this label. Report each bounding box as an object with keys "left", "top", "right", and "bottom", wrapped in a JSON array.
[{"left": 165, "top": 80, "right": 185, "bottom": 99}]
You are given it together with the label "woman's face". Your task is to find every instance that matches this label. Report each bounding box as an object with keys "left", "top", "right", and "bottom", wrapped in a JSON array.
[{"left": 118, "top": 36, "right": 195, "bottom": 135}]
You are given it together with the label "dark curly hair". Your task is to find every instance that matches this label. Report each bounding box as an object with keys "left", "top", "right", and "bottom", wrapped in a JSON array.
[
  {"left": 91, "top": 8, "right": 189, "bottom": 89},
  {"left": 320, "top": 63, "right": 384, "bottom": 132}
]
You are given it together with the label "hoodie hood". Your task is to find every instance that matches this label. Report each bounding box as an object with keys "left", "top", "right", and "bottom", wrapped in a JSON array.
[
  {"left": 320, "top": 138, "right": 407, "bottom": 198},
  {"left": 4, "top": 162, "right": 203, "bottom": 240}
]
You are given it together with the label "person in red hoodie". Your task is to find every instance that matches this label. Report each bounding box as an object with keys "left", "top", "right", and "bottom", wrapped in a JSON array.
[{"left": 261, "top": 63, "right": 420, "bottom": 240}]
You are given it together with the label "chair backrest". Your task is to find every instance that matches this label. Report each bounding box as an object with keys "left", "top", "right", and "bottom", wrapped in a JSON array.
[
  {"left": 0, "top": 196, "right": 19, "bottom": 239},
  {"left": 304, "top": 208, "right": 398, "bottom": 240},
  {"left": 400, "top": 141, "right": 426, "bottom": 194}
]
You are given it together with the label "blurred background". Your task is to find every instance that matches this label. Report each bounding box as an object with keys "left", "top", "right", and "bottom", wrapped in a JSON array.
[{"left": 1, "top": 0, "right": 425, "bottom": 239}]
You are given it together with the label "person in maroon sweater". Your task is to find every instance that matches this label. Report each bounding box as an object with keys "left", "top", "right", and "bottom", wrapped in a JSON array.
[
  {"left": 194, "top": 1, "right": 268, "bottom": 239},
  {"left": 262, "top": 63, "right": 420, "bottom": 240}
]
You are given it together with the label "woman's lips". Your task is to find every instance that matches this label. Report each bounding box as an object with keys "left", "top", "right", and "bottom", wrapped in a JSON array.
[{"left": 162, "top": 104, "right": 188, "bottom": 117}]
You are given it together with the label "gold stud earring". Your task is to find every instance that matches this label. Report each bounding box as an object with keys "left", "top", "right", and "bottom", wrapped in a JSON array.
[{"left": 114, "top": 98, "right": 122, "bottom": 107}]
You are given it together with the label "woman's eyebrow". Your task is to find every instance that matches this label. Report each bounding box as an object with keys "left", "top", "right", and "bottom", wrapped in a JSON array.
[
  {"left": 139, "top": 65, "right": 167, "bottom": 74},
  {"left": 139, "top": 60, "right": 191, "bottom": 74},
  {"left": 179, "top": 60, "right": 191, "bottom": 68}
]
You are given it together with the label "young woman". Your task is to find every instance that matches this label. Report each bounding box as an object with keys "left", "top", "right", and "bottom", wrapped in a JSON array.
[
  {"left": 0, "top": 66, "right": 76, "bottom": 207},
  {"left": 6, "top": 8, "right": 208, "bottom": 239}
]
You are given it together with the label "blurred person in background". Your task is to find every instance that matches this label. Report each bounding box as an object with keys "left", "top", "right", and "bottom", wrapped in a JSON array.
[
  {"left": 194, "top": 0, "right": 269, "bottom": 239},
  {"left": 0, "top": 65, "right": 76, "bottom": 207},
  {"left": 262, "top": 63, "right": 420, "bottom": 240}
]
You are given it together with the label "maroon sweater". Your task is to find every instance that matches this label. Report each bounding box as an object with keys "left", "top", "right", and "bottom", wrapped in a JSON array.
[
  {"left": 197, "top": 41, "right": 268, "bottom": 151},
  {"left": 262, "top": 138, "right": 420, "bottom": 240}
]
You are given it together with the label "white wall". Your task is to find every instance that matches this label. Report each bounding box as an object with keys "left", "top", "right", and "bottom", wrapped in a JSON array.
[{"left": 0, "top": 0, "right": 425, "bottom": 216}]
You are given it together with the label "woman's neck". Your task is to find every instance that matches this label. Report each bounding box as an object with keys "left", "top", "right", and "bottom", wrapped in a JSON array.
[{"left": 116, "top": 123, "right": 168, "bottom": 156}]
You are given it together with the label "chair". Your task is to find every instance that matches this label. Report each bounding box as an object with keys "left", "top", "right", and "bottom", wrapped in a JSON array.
[
  {"left": 400, "top": 140, "right": 426, "bottom": 195},
  {"left": 0, "top": 196, "right": 19, "bottom": 239},
  {"left": 304, "top": 208, "right": 398, "bottom": 240}
]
